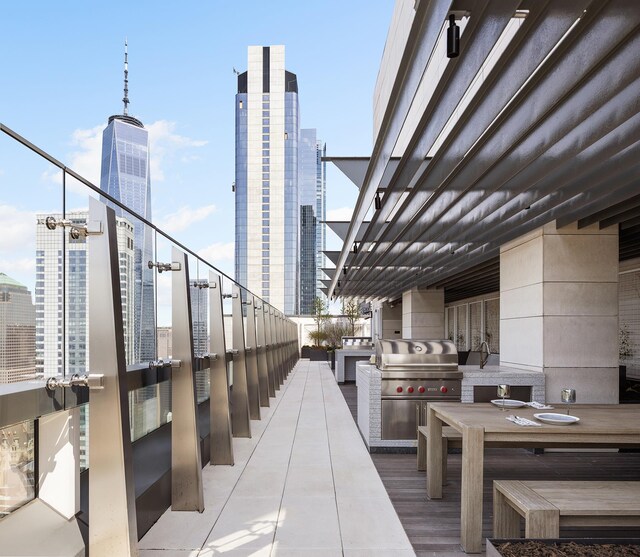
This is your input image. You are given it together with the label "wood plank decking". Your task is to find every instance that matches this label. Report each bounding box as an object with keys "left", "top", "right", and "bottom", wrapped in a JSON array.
[{"left": 338, "top": 382, "right": 640, "bottom": 557}]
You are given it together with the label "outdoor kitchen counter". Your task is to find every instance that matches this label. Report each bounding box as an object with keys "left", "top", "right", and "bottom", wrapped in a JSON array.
[
  {"left": 459, "top": 365, "right": 546, "bottom": 403},
  {"left": 356, "top": 362, "right": 546, "bottom": 450}
]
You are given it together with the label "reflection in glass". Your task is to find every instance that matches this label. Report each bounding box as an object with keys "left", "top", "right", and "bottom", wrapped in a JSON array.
[
  {"left": 0, "top": 420, "right": 35, "bottom": 518},
  {"left": 129, "top": 382, "right": 172, "bottom": 442},
  {"left": 0, "top": 274, "right": 36, "bottom": 383}
]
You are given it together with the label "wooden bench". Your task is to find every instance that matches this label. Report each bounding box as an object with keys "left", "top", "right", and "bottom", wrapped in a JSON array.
[
  {"left": 417, "top": 425, "right": 461, "bottom": 475},
  {"left": 493, "top": 480, "right": 640, "bottom": 539}
]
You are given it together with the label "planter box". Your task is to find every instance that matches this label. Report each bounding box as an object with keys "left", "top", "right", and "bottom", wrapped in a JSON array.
[
  {"left": 300, "top": 346, "right": 311, "bottom": 359},
  {"left": 487, "top": 538, "right": 640, "bottom": 557},
  {"left": 309, "top": 348, "right": 328, "bottom": 361}
]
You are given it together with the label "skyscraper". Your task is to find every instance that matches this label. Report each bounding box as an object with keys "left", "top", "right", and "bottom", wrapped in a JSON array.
[
  {"left": 235, "top": 45, "right": 300, "bottom": 314},
  {"left": 0, "top": 273, "right": 35, "bottom": 384},
  {"left": 35, "top": 211, "right": 135, "bottom": 377},
  {"left": 100, "top": 41, "right": 156, "bottom": 362},
  {"left": 299, "top": 129, "right": 326, "bottom": 309}
]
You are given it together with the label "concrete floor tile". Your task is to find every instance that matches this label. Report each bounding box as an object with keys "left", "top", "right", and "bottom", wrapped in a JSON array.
[
  {"left": 274, "top": 495, "right": 341, "bottom": 549},
  {"left": 139, "top": 550, "right": 200, "bottom": 557},
  {"left": 203, "top": 496, "right": 281, "bottom": 552},
  {"left": 343, "top": 550, "right": 417, "bottom": 557},
  {"left": 272, "top": 546, "right": 342, "bottom": 557},
  {"left": 338, "top": 496, "right": 413, "bottom": 550},
  {"left": 283, "top": 464, "right": 335, "bottom": 496},
  {"left": 139, "top": 499, "right": 225, "bottom": 549}
]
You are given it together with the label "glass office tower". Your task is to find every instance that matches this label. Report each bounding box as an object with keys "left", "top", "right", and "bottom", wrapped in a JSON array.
[
  {"left": 100, "top": 114, "right": 156, "bottom": 363},
  {"left": 299, "top": 129, "right": 326, "bottom": 307},
  {"left": 235, "top": 45, "right": 300, "bottom": 315}
]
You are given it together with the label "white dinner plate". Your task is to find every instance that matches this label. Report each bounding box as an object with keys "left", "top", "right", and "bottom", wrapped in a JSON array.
[
  {"left": 533, "top": 412, "right": 580, "bottom": 425},
  {"left": 490, "top": 399, "right": 527, "bottom": 408}
]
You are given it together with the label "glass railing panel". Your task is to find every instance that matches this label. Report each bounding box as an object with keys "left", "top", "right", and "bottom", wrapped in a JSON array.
[
  {"left": 193, "top": 258, "right": 210, "bottom": 404},
  {"left": 0, "top": 419, "right": 35, "bottom": 519},
  {"left": 0, "top": 133, "right": 64, "bottom": 387},
  {"left": 222, "top": 276, "right": 234, "bottom": 388},
  {"left": 126, "top": 230, "right": 170, "bottom": 440},
  {"left": 79, "top": 403, "right": 89, "bottom": 471}
]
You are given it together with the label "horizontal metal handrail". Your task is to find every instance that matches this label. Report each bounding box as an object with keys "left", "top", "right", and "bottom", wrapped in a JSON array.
[{"left": 0, "top": 122, "right": 293, "bottom": 320}]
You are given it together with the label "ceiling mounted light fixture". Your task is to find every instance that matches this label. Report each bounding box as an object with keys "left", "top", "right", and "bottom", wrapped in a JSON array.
[
  {"left": 374, "top": 191, "right": 382, "bottom": 210},
  {"left": 447, "top": 15, "right": 460, "bottom": 58}
]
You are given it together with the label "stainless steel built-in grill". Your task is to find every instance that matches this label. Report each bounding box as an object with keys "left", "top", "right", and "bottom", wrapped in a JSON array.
[{"left": 376, "top": 339, "right": 462, "bottom": 440}]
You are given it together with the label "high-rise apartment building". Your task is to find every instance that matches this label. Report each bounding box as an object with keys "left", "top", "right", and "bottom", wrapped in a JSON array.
[
  {"left": 35, "top": 211, "right": 135, "bottom": 377},
  {"left": 0, "top": 274, "right": 35, "bottom": 384},
  {"left": 100, "top": 42, "right": 156, "bottom": 362},
  {"left": 235, "top": 45, "right": 300, "bottom": 314},
  {"left": 299, "top": 129, "right": 326, "bottom": 311}
]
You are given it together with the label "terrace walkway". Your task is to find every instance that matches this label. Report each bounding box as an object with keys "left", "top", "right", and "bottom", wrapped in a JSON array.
[{"left": 139, "top": 360, "right": 414, "bottom": 557}]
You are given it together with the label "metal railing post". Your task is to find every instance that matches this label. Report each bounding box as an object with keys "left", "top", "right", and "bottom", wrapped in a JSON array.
[
  {"left": 254, "top": 301, "right": 270, "bottom": 407},
  {"left": 87, "top": 198, "right": 137, "bottom": 556},
  {"left": 170, "top": 247, "right": 204, "bottom": 511},
  {"left": 208, "top": 272, "right": 234, "bottom": 465},
  {"left": 231, "top": 284, "right": 251, "bottom": 437},
  {"left": 265, "top": 305, "right": 277, "bottom": 395},
  {"left": 243, "top": 294, "right": 261, "bottom": 419}
]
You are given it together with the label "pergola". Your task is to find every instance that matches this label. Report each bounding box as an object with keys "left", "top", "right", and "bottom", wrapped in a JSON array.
[{"left": 323, "top": 0, "right": 640, "bottom": 302}]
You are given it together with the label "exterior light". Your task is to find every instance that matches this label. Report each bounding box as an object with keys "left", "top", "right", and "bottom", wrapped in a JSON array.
[
  {"left": 343, "top": 267, "right": 347, "bottom": 275},
  {"left": 374, "top": 191, "right": 381, "bottom": 210},
  {"left": 284, "top": 132, "right": 289, "bottom": 140},
  {"left": 447, "top": 15, "right": 460, "bottom": 58},
  {"left": 337, "top": 280, "right": 341, "bottom": 288},
  {"left": 353, "top": 242, "right": 358, "bottom": 254},
  {"left": 239, "top": 100, "right": 243, "bottom": 109}
]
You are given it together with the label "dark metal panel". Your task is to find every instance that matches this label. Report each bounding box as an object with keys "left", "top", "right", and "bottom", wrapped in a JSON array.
[{"left": 170, "top": 247, "right": 203, "bottom": 512}]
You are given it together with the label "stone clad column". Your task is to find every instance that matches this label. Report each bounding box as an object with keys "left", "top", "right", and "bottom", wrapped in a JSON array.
[
  {"left": 402, "top": 287, "right": 445, "bottom": 339},
  {"left": 500, "top": 222, "right": 619, "bottom": 403}
]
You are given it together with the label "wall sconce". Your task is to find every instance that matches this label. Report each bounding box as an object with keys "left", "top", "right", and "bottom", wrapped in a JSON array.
[
  {"left": 374, "top": 191, "right": 382, "bottom": 210},
  {"left": 239, "top": 100, "right": 244, "bottom": 109},
  {"left": 284, "top": 132, "right": 289, "bottom": 140},
  {"left": 353, "top": 242, "right": 359, "bottom": 254},
  {"left": 447, "top": 15, "right": 460, "bottom": 58},
  {"left": 337, "top": 280, "right": 341, "bottom": 288},
  {"left": 343, "top": 267, "right": 347, "bottom": 275}
]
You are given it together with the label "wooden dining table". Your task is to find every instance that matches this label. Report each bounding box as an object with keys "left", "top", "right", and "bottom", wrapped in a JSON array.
[{"left": 425, "top": 402, "right": 640, "bottom": 553}]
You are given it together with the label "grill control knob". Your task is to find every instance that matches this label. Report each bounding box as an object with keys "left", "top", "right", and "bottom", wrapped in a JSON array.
[
  {"left": 407, "top": 386, "right": 414, "bottom": 393},
  {"left": 418, "top": 386, "right": 425, "bottom": 393},
  {"left": 440, "top": 386, "right": 448, "bottom": 393},
  {"left": 396, "top": 386, "right": 403, "bottom": 393}
]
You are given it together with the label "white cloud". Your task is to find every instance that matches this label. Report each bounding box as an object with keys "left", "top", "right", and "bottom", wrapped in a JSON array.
[
  {"left": 0, "top": 258, "right": 36, "bottom": 274},
  {"left": 0, "top": 204, "right": 37, "bottom": 253},
  {"left": 41, "top": 120, "right": 207, "bottom": 190},
  {"left": 326, "top": 207, "right": 354, "bottom": 221},
  {"left": 147, "top": 120, "right": 207, "bottom": 182},
  {"left": 197, "top": 242, "right": 234, "bottom": 264},
  {"left": 156, "top": 204, "right": 217, "bottom": 233}
]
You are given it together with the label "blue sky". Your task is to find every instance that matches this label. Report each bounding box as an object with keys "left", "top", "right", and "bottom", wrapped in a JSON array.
[{"left": 0, "top": 0, "right": 393, "bottom": 317}]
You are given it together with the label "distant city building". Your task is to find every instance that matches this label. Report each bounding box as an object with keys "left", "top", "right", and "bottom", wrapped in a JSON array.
[
  {"left": 299, "top": 205, "right": 316, "bottom": 314},
  {"left": 100, "top": 41, "right": 156, "bottom": 363},
  {"left": 235, "top": 45, "right": 300, "bottom": 315},
  {"left": 35, "top": 211, "right": 135, "bottom": 376},
  {"left": 190, "top": 280, "right": 208, "bottom": 356},
  {"left": 157, "top": 326, "right": 172, "bottom": 360},
  {"left": 0, "top": 274, "right": 35, "bottom": 384},
  {"left": 299, "top": 129, "right": 326, "bottom": 310}
]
